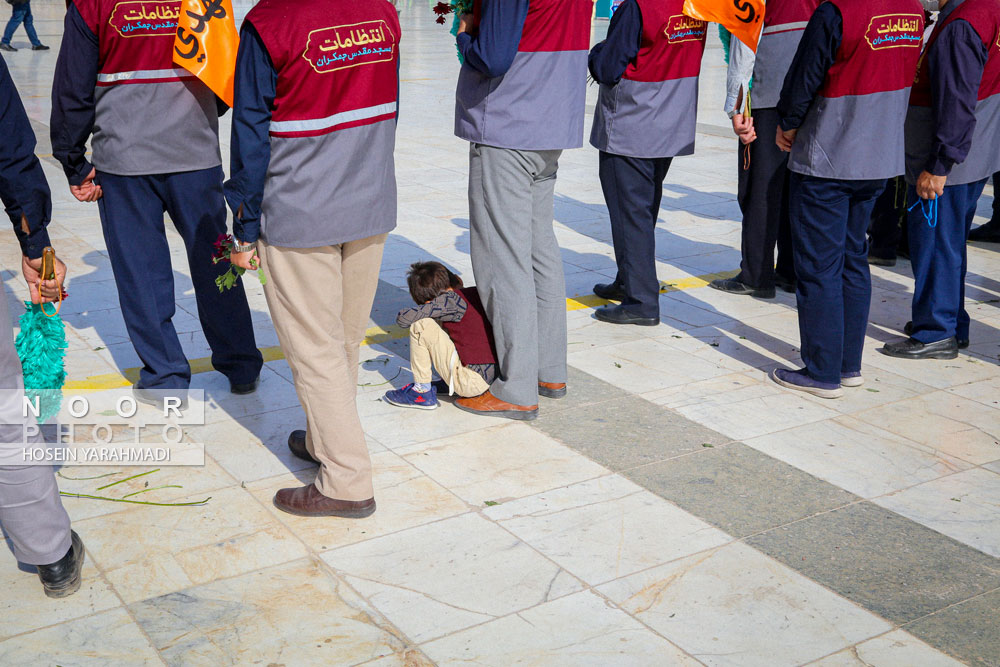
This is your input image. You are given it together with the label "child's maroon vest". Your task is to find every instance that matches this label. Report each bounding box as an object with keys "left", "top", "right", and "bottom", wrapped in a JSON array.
[{"left": 442, "top": 288, "right": 498, "bottom": 366}]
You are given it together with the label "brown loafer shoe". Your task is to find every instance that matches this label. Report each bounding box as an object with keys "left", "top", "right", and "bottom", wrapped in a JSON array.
[
  {"left": 273, "top": 483, "right": 376, "bottom": 518},
  {"left": 455, "top": 390, "right": 538, "bottom": 421},
  {"left": 287, "top": 430, "right": 319, "bottom": 465},
  {"left": 538, "top": 381, "right": 567, "bottom": 399}
]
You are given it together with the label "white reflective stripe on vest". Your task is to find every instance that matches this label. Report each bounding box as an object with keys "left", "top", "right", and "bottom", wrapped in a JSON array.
[
  {"left": 96, "top": 68, "right": 193, "bottom": 83},
  {"left": 269, "top": 102, "right": 398, "bottom": 134},
  {"left": 763, "top": 21, "right": 809, "bottom": 35}
]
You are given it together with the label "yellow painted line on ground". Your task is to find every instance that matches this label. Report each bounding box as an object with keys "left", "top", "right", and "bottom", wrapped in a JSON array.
[{"left": 65, "top": 269, "right": 735, "bottom": 391}]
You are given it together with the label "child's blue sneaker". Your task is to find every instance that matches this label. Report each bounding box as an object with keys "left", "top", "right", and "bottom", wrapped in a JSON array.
[{"left": 383, "top": 384, "right": 439, "bottom": 410}]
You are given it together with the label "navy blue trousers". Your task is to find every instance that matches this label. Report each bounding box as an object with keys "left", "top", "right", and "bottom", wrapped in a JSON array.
[
  {"left": 599, "top": 152, "right": 672, "bottom": 319},
  {"left": 789, "top": 173, "right": 885, "bottom": 384},
  {"left": 96, "top": 167, "right": 263, "bottom": 389},
  {"left": 908, "top": 178, "right": 988, "bottom": 344}
]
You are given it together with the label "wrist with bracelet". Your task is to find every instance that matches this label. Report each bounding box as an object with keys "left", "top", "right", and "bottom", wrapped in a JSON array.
[{"left": 233, "top": 240, "right": 256, "bottom": 253}]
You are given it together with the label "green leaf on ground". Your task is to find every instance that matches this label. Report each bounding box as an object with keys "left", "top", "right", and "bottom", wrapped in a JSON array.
[
  {"left": 702, "top": 443, "right": 714, "bottom": 448},
  {"left": 484, "top": 500, "right": 500, "bottom": 506}
]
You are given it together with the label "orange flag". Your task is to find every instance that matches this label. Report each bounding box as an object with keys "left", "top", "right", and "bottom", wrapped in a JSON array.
[
  {"left": 172, "top": 0, "right": 239, "bottom": 107},
  {"left": 683, "top": 0, "right": 765, "bottom": 52}
]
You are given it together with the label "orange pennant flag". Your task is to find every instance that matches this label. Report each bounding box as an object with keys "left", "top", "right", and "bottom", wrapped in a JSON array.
[
  {"left": 683, "top": 0, "right": 765, "bottom": 52},
  {"left": 172, "top": 0, "right": 239, "bottom": 107}
]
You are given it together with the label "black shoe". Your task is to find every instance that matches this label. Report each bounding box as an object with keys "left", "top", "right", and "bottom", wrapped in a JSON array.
[
  {"left": 708, "top": 278, "right": 775, "bottom": 299},
  {"left": 0, "top": 43, "right": 15, "bottom": 52},
  {"left": 774, "top": 275, "right": 797, "bottom": 294},
  {"left": 37, "top": 531, "right": 85, "bottom": 599},
  {"left": 133, "top": 387, "right": 189, "bottom": 411},
  {"left": 868, "top": 255, "right": 897, "bottom": 267},
  {"left": 31, "top": 44, "right": 49, "bottom": 51},
  {"left": 594, "top": 304, "right": 659, "bottom": 326},
  {"left": 593, "top": 282, "right": 626, "bottom": 301},
  {"left": 230, "top": 376, "right": 260, "bottom": 395},
  {"left": 288, "top": 430, "right": 319, "bottom": 465},
  {"left": 880, "top": 337, "right": 959, "bottom": 360},
  {"left": 968, "top": 223, "right": 1000, "bottom": 243},
  {"left": 904, "top": 321, "right": 968, "bottom": 349}
]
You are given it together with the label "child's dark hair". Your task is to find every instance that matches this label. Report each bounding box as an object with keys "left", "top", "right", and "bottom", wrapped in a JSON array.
[{"left": 407, "top": 262, "right": 461, "bottom": 304}]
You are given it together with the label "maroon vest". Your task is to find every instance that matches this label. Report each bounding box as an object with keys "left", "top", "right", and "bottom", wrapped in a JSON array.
[
  {"left": 591, "top": 0, "right": 706, "bottom": 158},
  {"left": 244, "top": 0, "right": 400, "bottom": 247},
  {"left": 441, "top": 288, "right": 498, "bottom": 366},
  {"left": 788, "top": 0, "right": 924, "bottom": 180},
  {"left": 906, "top": 0, "right": 1000, "bottom": 184}
]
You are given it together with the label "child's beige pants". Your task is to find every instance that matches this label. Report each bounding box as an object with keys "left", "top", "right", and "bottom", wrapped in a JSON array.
[{"left": 410, "top": 318, "right": 490, "bottom": 398}]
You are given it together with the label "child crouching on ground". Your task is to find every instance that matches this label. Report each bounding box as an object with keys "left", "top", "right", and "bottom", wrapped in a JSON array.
[{"left": 383, "top": 262, "right": 498, "bottom": 410}]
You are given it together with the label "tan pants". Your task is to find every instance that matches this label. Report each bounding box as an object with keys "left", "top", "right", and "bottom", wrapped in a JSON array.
[
  {"left": 258, "top": 235, "right": 386, "bottom": 501},
  {"left": 410, "top": 318, "right": 490, "bottom": 398}
]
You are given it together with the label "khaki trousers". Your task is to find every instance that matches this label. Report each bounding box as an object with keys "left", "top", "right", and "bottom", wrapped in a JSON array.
[
  {"left": 409, "top": 318, "right": 490, "bottom": 398},
  {"left": 258, "top": 234, "right": 386, "bottom": 501}
]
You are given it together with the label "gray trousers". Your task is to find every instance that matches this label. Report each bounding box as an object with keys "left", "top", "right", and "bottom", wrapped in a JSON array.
[
  {"left": 468, "top": 144, "right": 568, "bottom": 406},
  {"left": 0, "top": 292, "right": 72, "bottom": 566}
]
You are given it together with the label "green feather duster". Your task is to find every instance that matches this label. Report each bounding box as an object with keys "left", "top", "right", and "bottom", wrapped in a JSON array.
[
  {"left": 15, "top": 301, "right": 67, "bottom": 423},
  {"left": 719, "top": 25, "right": 732, "bottom": 64}
]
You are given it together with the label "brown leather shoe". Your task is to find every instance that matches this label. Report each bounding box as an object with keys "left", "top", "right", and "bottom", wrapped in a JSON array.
[
  {"left": 538, "top": 381, "right": 567, "bottom": 399},
  {"left": 455, "top": 390, "right": 538, "bottom": 421},
  {"left": 287, "top": 430, "right": 319, "bottom": 465},
  {"left": 273, "top": 483, "right": 376, "bottom": 518}
]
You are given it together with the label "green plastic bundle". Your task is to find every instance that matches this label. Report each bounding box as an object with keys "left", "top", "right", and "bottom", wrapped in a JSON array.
[{"left": 15, "top": 301, "right": 67, "bottom": 423}]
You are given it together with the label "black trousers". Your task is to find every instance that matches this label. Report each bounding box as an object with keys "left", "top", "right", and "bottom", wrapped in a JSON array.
[
  {"left": 993, "top": 171, "right": 999, "bottom": 226},
  {"left": 737, "top": 108, "right": 795, "bottom": 288},
  {"left": 599, "top": 151, "right": 672, "bottom": 319},
  {"left": 868, "top": 176, "right": 908, "bottom": 259}
]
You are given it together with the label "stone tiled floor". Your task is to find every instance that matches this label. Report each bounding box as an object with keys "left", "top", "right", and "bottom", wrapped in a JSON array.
[{"left": 1, "top": 1, "right": 998, "bottom": 665}]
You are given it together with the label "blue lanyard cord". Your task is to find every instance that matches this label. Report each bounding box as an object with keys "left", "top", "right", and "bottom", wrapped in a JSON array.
[{"left": 908, "top": 196, "right": 938, "bottom": 228}]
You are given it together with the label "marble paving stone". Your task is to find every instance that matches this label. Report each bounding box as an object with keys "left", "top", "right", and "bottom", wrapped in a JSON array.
[
  {"left": 743, "top": 416, "right": 972, "bottom": 499},
  {"left": 853, "top": 391, "right": 1000, "bottom": 465},
  {"left": 642, "top": 372, "right": 781, "bottom": 409},
  {"left": 421, "top": 591, "right": 701, "bottom": 666},
  {"left": 903, "top": 588, "right": 1000, "bottom": 667},
  {"left": 809, "top": 630, "right": 966, "bottom": 667},
  {"left": 130, "top": 559, "right": 411, "bottom": 666},
  {"left": 873, "top": 468, "right": 1000, "bottom": 558},
  {"left": 399, "top": 422, "right": 606, "bottom": 505},
  {"left": 358, "top": 649, "right": 436, "bottom": 666},
  {"left": 746, "top": 502, "right": 1000, "bottom": 624},
  {"left": 247, "top": 451, "right": 471, "bottom": 552},
  {"left": 57, "top": 457, "right": 237, "bottom": 522},
  {"left": 194, "top": 365, "right": 303, "bottom": 425},
  {"left": 673, "top": 390, "right": 840, "bottom": 441},
  {"left": 625, "top": 442, "right": 857, "bottom": 537},
  {"left": 0, "top": 547, "right": 119, "bottom": 640},
  {"left": 485, "top": 475, "right": 731, "bottom": 585},
  {"left": 356, "top": 389, "right": 507, "bottom": 449},
  {"left": 538, "top": 365, "right": 630, "bottom": 415},
  {"left": 862, "top": 348, "right": 1000, "bottom": 390},
  {"left": 75, "top": 485, "right": 308, "bottom": 603},
  {"left": 532, "top": 394, "right": 728, "bottom": 471},
  {"left": 194, "top": 405, "right": 383, "bottom": 484},
  {"left": 567, "top": 337, "right": 733, "bottom": 394},
  {"left": 796, "top": 366, "right": 935, "bottom": 415},
  {"left": 598, "top": 542, "right": 891, "bottom": 667},
  {"left": 0, "top": 608, "right": 161, "bottom": 665},
  {"left": 322, "top": 513, "right": 585, "bottom": 643}
]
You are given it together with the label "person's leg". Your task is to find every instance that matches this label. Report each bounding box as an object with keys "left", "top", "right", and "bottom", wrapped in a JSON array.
[
  {"left": 340, "top": 233, "right": 386, "bottom": 388},
  {"left": 789, "top": 173, "right": 850, "bottom": 384},
  {"left": 841, "top": 180, "right": 883, "bottom": 374},
  {"left": 409, "top": 318, "right": 489, "bottom": 397},
  {"left": 258, "top": 240, "right": 374, "bottom": 502},
  {"left": 97, "top": 173, "right": 192, "bottom": 389},
  {"left": 1, "top": 4, "right": 27, "bottom": 45},
  {"left": 775, "top": 155, "right": 796, "bottom": 285},
  {"left": 0, "top": 465, "right": 72, "bottom": 565},
  {"left": 868, "top": 177, "right": 901, "bottom": 261},
  {"left": 737, "top": 108, "right": 789, "bottom": 289},
  {"left": 162, "top": 166, "right": 262, "bottom": 386},
  {"left": 967, "top": 172, "right": 1000, "bottom": 240},
  {"left": 468, "top": 144, "right": 540, "bottom": 407},
  {"left": 21, "top": 3, "right": 40, "bottom": 47},
  {"left": 598, "top": 153, "right": 662, "bottom": 318},
  {"left": 993, "top": 172, "right": 999, "bottom": 225},
  {"left": 908, "top": 185, "right": 965, "bottom": 343},
  {"left": 532, "top": 150, "right": 570, "bottom": 384},
  {"left": 957, "top": 179, "right": 990, "bottom": 342}
]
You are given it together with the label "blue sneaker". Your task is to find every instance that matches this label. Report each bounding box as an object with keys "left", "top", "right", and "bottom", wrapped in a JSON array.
[
  {"left": 383, "top": 384, "right": 439, "bottom": 410},
  {"left": 770, "top": 368, "right": 843, "bottom": 399}
]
